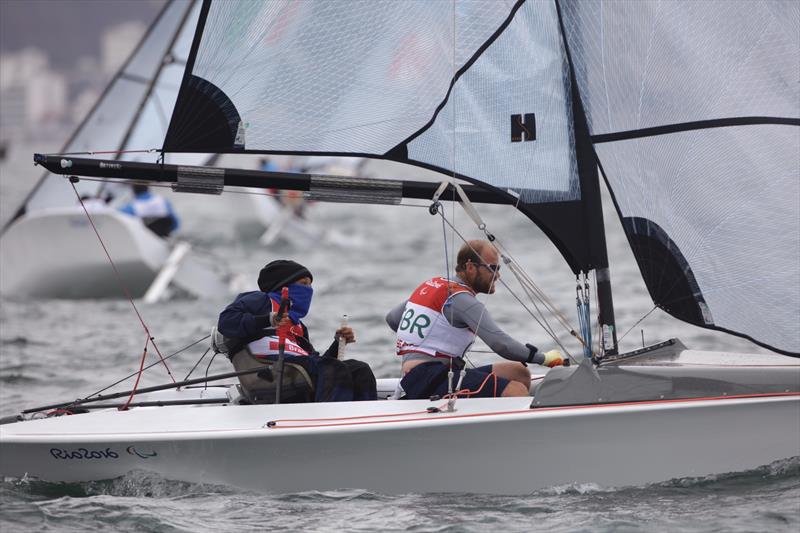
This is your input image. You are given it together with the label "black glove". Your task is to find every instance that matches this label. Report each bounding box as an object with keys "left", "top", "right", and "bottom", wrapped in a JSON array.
[{"left": 525, "top": 343, "right": 539, "bottom": 365}]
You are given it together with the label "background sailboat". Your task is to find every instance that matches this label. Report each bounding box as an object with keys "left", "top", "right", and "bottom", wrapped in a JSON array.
[{"left": 0, "top": 0, "right": 229, "bottom": 300}]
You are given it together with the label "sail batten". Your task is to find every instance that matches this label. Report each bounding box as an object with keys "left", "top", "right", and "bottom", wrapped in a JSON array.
[{"left": 592, "top": 117, "right": 800, "bottom": 144}]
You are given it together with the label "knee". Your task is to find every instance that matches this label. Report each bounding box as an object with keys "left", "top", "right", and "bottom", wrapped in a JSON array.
[
  {"left": 501, "top": 381, "right": 529, "bottom": 397},
  {"left": 508, "top": 363, "right": 530, "bottom": 384}
]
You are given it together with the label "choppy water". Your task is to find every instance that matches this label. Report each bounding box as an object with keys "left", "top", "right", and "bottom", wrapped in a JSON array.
[{"left": 1, "top": 144, "right": 797, "bottom": 532}]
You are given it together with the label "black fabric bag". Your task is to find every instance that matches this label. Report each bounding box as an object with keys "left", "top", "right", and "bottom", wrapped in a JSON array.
[
  {"left": 230, "top": 349, "right": 315, "bottom": 404},
  {"left": 340, "top": 359, "right": 378, "bottom": 401}
]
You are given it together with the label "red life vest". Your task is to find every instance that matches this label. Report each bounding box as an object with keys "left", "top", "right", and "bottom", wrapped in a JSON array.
[
  {"left": 247, "top": 298, "right": 310, "bottom": 357},
  {"left": 395, "top": 277, "right": 476, "bottom": 359}
]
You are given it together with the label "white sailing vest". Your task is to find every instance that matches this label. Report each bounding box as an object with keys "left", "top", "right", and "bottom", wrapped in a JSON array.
[
  {"left": 130, "top": 194, "right": 171, "bottom": 218},
  {"left": 247, "top": 299, "right": 310, "bottom": 357},
  {"left": 395, "top": 277, "right": 475, "bottom": 359}
]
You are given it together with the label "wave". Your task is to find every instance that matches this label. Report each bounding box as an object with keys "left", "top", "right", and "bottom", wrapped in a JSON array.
[
  {"left": 0, "top": 372, "right": 38, "bottom": 385},
  {"left": 3, "top": 470, "right": 237, "bottom": 500}
]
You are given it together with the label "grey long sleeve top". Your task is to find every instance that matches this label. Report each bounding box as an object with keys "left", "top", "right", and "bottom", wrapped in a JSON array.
[{"left": 386, "top": 292, "right": 544, "bottom": 364}]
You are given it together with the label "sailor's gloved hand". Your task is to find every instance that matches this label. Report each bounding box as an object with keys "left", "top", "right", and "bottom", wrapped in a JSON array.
[
  {"left": 335, "top": 326, "right": 356, "bottom": 344},
  {"left": 271, "top": 311, "right": 291, "bottom": 329},
  {"left": 524, "top": 343, "right": 539, "bottom": 366},
  {"left": 541, "top": 349, "right": 564, "bottom": 368}
]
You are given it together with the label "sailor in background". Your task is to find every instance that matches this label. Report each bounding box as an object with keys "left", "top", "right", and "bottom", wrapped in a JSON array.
[
  {"left": 218, "top": 260, "right": 377, "bottom": 402},
  {"left": 387, "top": 239, "right": 564, "bottom": 400},
  {"left": 119, "top": 184, "right": 179, "bottom": 237}
]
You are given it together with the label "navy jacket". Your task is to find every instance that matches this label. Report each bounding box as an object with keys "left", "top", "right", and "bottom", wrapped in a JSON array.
[{"left": 218, "top": 291, "right": 335, "bottom": 357}]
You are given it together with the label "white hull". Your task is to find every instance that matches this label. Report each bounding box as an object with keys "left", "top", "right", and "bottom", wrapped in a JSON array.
[
  {"left": 0, "top": 207, "right": 228, "bottom": 299},
  {"left": 2, "top": 382, "right": 798, "bottom": 494}
]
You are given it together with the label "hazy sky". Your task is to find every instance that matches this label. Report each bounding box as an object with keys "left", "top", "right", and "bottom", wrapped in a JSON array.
[{"left": 0, "top": 0, "right": 165, "bottom": 66}]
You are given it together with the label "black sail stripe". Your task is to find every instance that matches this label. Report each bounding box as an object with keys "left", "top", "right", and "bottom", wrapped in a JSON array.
[{"left": 592, "top": 117, "right": 800, "bottom": 144}]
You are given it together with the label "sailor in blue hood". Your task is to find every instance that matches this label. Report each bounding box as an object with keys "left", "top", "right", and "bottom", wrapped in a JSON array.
[{"left": 218, "top": 260, "right": 376, "bottom": 402}]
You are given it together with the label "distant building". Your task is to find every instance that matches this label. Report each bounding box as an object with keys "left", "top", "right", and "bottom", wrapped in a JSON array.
[
  {"left": 0, "top": 84, "right": 26, "bottom": 139},
  {"left": 28, "top": 72, "right": 67, "bottom": 126},
  {"left": 0, "top": 48, "right": 49, "bottom": 89}
]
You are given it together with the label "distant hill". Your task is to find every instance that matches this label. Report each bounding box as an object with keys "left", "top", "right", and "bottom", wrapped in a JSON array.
[{"left": 0, "top": 0, "right": 165, "bottom": 67}]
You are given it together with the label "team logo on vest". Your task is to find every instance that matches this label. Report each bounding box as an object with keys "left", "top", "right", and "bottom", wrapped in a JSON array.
[{"left": 399, "top": 308, "right": 431, "bottom": 339}]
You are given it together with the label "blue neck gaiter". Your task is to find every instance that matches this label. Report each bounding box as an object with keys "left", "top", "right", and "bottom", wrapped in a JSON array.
[{"left": 269, "top": 284, "right": 313, "bottom": 324}]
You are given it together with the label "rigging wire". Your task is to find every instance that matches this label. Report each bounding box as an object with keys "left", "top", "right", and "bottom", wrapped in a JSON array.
[
  {"left": 204, "top": 352, "right": 220, "bottom": 390},
  {"left": 69, "top": 180, "right": 176, "bottom": 385},
  {"left": 433, "top": 209, "right": 580, "bottom": 362},
  {"left": 82, "top": 335, "right": 211, "bottom": 401},
  {"left": 618, "top": 305, "right": 658, "bottom": 343},
  {"left": 183, "top": 346, "right": 213, "bottom": 381}
]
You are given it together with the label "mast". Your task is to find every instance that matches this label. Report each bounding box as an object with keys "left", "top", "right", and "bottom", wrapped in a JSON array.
[
  {"left": 556, "top": 0, "right": 618, "bottom": 356},
  {"left": 572, "top": 86, "right": 618, "bottom": 357}
]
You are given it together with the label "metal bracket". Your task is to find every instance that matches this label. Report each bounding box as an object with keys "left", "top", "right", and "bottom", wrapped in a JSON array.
[{"left": 172, "top": 166, "right": 224, "bottom": 195}]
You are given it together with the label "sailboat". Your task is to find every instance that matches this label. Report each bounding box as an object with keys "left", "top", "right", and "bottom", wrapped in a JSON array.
[
  {"left": 1, "top": 0, "right": 797, "bottom": 494},
  {"left": 0, "top": 0, "right": 229, "bottom": 301}
]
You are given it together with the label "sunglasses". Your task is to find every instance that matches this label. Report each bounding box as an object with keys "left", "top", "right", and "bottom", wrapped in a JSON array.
[{"left": 469, "top": 261, "right": 501, "bottom": 273}]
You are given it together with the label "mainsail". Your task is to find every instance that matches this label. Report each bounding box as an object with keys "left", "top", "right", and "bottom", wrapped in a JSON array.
[
  {"left": 163, "top": 0, "right": 609, "bottom": 274},
  {"left": 2, "top": 0, "right": 202, "bottom": 231},
  {"left": 33, "top": 0, "right": 799, "bottom": 356}
]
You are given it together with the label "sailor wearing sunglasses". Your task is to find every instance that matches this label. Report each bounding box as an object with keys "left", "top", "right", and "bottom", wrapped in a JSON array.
[{"left": 387, "top": 239, "right": 563, "bottom": 400}]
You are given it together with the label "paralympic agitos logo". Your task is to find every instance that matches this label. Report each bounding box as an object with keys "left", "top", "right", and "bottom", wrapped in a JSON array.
[{"left": 126, "top": 446, "right": 158, "bottom": 459}]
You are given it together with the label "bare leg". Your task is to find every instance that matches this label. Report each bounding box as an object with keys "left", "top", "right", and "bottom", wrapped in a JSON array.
[
  {"left": 491, "top": 362, "right": 531, "bottom": 397},
  {"left": 501, "top": 381, "right": 530, "bottom": 397},
  {"left": 491, "top": 362, "right": 531, "bottom": 386}
]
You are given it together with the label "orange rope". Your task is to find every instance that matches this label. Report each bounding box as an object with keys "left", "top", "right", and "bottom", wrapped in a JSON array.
[{"left": 444, "top": 371, "right": 498, "bottom": 399}]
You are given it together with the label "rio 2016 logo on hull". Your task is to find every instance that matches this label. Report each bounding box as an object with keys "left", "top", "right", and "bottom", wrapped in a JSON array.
[
  {"left": 49, "top": 446, "right": 158, "bottom": 460},
  {"left": 50, "top": 447, "right": 119, "bottom": 460}
]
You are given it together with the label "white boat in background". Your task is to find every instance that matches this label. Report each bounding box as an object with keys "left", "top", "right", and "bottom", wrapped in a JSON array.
[
  {"left": 0, "top": 0, "right": 230, "bottom": 301},
  {"left": 212, "top": 155, "right": 367, "bottom": 247},
  {"left": 1, "top": 0, "right": 798, "bottom": 494},
  {"left": 0, "top": 205, "right": 227, "bottom": 300}
]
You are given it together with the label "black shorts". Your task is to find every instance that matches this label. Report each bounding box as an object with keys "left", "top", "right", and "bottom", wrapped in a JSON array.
[{"left": 400, "top": 362, "right": 512, "bottom": 399}]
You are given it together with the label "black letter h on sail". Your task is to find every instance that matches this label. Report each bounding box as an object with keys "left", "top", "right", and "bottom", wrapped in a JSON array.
[{"left": 511, "top": 113, "right": 536, "bottom": 142}]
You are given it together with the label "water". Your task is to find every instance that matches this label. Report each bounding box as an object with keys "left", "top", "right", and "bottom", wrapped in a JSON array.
[{"left": 1, "top": 144, "right": 797, "bottom": 531}]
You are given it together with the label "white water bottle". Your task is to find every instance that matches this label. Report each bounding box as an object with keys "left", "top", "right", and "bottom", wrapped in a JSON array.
[{"left": 337, "top": 315, "right": 348, "bottom": 359}]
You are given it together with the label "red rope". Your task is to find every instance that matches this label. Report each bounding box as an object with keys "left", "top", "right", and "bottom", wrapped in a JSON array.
[
  {"left": 121, "top": 333, "right": 151, "bottom": 410},
  {"left": 266, "top": 392, "right": 800, "bottom": 430},
  {"left": 71, "top": 185, "right": 176, "bottom": 386},
  {"left": 269, "top": 408, "right": 435, "bottom": 424},
  {"left": 56, "top": 149, "right": 157, "bottom": 156},
  {"left": 46, "top": 408, "right": 74, "bottom": 416}
]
